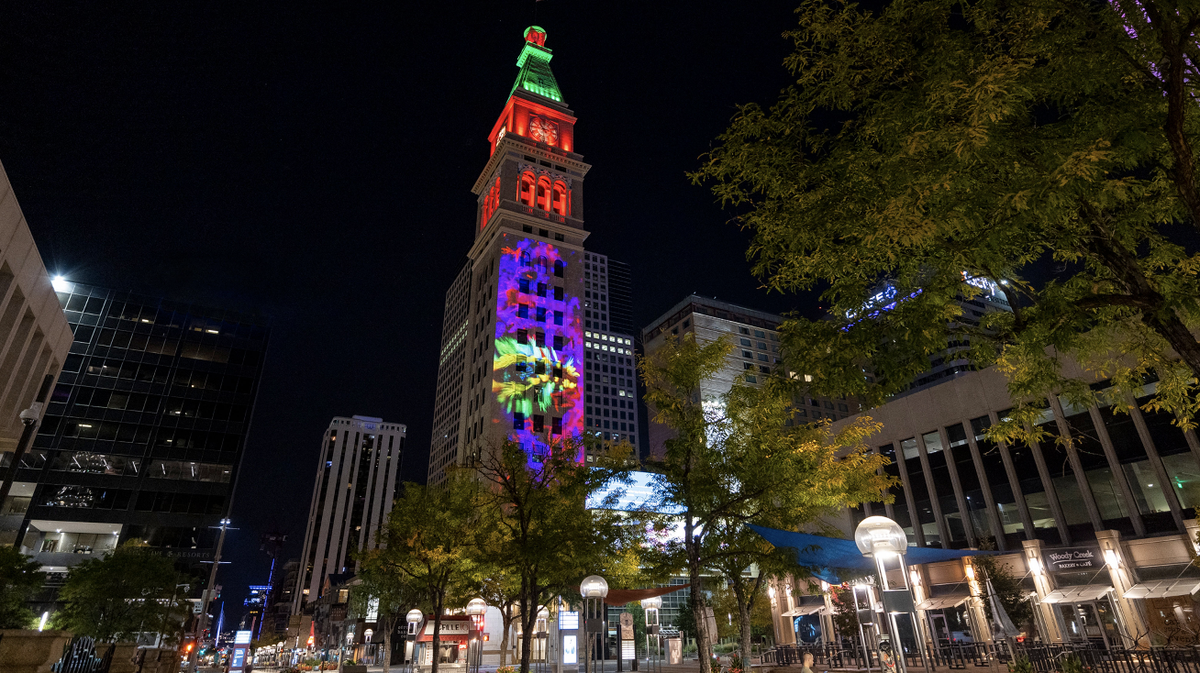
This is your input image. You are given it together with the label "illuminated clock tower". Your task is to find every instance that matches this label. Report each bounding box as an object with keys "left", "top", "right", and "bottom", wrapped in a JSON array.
[{"left": 428, "top": 26, "right": 591, "bottom": 483}]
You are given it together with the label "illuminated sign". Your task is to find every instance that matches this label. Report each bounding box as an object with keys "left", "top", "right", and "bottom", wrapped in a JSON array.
[
  {"left": 563, "top": 635, "right": 578, "bottom": 665},
  {"left": 558, "top": 611, "right": 579, "bottom": 630},
  {"left": 587, "top": 471, "right": 681, "bottom": 514},
  {"left": 231, "top": 649, "right": 245, "bottom": 669},
  {"left": 234, "top": 630, "right": 252, "bottom": 645}
]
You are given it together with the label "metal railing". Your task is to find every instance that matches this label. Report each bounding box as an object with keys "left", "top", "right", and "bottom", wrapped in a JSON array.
[
  {"left": 1012, "top": 643, "right": 1200, "bottom": 673},
  {"left": 50, "top": 636, "right": 114, "bottom": 673}
]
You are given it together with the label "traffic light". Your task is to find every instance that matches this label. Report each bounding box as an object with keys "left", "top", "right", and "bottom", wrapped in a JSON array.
[{"left": 185, "top": 642, "right": 194, "bottom": 654}]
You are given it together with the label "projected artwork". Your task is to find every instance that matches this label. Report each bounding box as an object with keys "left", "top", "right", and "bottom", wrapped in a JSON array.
[{"left": 493, "top": 237, "right": 583, "bottom": 463}]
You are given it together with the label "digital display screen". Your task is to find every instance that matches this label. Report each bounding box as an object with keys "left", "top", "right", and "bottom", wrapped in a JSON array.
[
  {"left": 234, "top": 631, "right": 252, "bottom": 645},
  {"left": 563, "top": 635, "right": 577, "bottom": 665},
  {"left": 558, "top": 611, "right": 579, "bottom": 630},
  {"left": 231, "top": 649, "right": 245, "bottom": 669}
]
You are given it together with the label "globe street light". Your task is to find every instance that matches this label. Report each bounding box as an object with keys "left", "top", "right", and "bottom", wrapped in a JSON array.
[
  {"left": 466, "top": 598, "right": 488, "bottom": 673},
  {"left": 642, "top": 597, "right": 662, "bottom": 673},
  {"left": 855, "top": 516, "right": 914, "bottom": 673},
  {"left": 407, "top": 609, "right": 424, "bottom": 673},
  {"left": 580, "top": 576, "right": 609, "bottom": 673}
]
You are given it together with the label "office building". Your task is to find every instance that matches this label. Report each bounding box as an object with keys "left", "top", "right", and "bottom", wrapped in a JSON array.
[
  {"left": 582, "top": 252, "right": 639, "bottom": 452},
  {"left": 642, "top": 295, "right": 858, "bottom": 458},
  {"left": 0, "top": 161, "right": 74, "bottom": 532},
  {"left": 294, "top": 415, "right": 405, "bottom": 613},
  {"left": 768, "top": 358, "right": 1200, "bottom": 649},
  {"left": 8, "top": 281, "right": 268, "bottom": 583},
  {"left": 427, "top": 26, "right": 593, "bottom": 481}
]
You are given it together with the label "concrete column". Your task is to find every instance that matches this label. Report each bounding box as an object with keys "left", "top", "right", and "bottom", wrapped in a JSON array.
[
  {"left": 1127, "top": 396, "right": 1185, "bottom": 532},
  {"left": 1023, "top": 539, "right": 1063, "bottom": 643},
  {"left": 1095, "top": 530, "right": 1148, "bottom": 648},
  {"left": 768, "top": 581, "right": 787, "bottom": 646},
  {"left": 936, "top": 426, "right": 977, "bottom": 546},
  {"left": 962, "top": 419, "right": 1007, "bottom": 549},
  {"left": 914, "top": 433, "right": 952, "bottom": 546},
  {"left": 892, "top": 440, "right": 927, "bottom": 547},
  {"left": 1086, "top": 406, "right": 1146, "bottom": 536},
  {"left": 962, "top": 557, "right": 993, "bottom": 644},
  {"left": 1184, "top": 518, "right": 1200, "bottom": 560},
  {"left": 820, "top": 581, "right": 836, "bottom": 646},
  {"left": 1048, "top": 396, "right": 1105, "bottom": 533}
]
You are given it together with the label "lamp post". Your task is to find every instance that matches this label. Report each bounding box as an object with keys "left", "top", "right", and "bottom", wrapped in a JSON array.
[
  {"left": 467, "top": 598, "right": 488, "bottom": 673},
  {"left": 580, "top": 575, "right": 609, "bottom": 673},
  {"left": 854, "top": 516, "right": 914, "bottom": 673},
  {"left": 642, "top": 597, "right": 661, "bottom": 673},
  {"left": 407, "top": 609, "right": 424, "bottom": 673}
]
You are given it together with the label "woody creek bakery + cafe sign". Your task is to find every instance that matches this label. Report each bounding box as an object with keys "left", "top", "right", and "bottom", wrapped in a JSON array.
[{"left": 1046, "top": 547, "right": 1100, "bottom": 571}]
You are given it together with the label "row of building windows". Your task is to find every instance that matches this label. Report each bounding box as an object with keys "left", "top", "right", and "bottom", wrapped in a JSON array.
[
  {"left": 58, "top": 291, "right": 267, "bottom": 341},
  {"left": 520, "top": 223, "right": 566, "bottom": 241},
  {"left": 35, "top": 451, "right": 232, "bottom": 482},
  {"left": 512, "top": 412, "right": 563, "bottom": 435}
]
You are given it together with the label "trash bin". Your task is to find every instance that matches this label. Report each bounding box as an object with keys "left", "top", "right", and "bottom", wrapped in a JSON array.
[{"left": 667, "top": 638, "right": 682, "bottom": 665}]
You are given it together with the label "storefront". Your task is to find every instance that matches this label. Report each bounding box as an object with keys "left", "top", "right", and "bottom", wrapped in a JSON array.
[
  {"left": 915, "top": 594, "right": 973, "bottom": 644},
  {"left": 1124, "top": 578, "right": 1200, "bottom": 646},
  {"left": 416, "top": 616, "right": 472, "bottom": 668},
  {"left": 1040, "top": 586, "right": 1121, "bottom": 649}
]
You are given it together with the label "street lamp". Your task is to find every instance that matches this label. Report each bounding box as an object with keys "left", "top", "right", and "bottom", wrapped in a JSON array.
[
  {"left": 855, "top": 516, "right": 914, "bottom": 673},
  {"left": 642, "top": 597, "right": 661, "bottom": 673},
  {"left": 407, "top": 609, "right": 424, "bottom": 673},
  {"left": 466, "top": 598, "right": 488, "bottom": 673},
  {"left": 580, "top": 576, "right": 609, "bottom": 673}
]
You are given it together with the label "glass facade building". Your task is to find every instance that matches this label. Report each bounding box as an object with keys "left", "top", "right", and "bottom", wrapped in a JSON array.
[{"left": 9, "top": 279, "right": 268, "bottom": 584}]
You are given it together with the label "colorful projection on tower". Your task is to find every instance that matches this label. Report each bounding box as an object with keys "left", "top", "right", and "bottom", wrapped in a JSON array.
[{"left": 492, "top": 237, "right": 583, "bottom": 463}]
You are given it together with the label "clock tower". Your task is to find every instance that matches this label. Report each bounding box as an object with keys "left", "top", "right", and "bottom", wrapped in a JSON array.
[{"left": 428, "top": 26, "right": 592, "bottom": 483}]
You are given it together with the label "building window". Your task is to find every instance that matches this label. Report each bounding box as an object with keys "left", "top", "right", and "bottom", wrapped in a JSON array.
[
  {"left": 743, "top": 362, "right": 753, "bottom": 370},
  {"left": 742, "top": 350, "right": 753, "bottom": 358},
  {"left": 536, "top": 307, "right": 546, "bottom": 322},
  {"left": 553, "top": 335, "right": 564, "bottom": 349},
  {"left": 552, "top": 417, "right": 563, "bottom": 435},
  {"left": 533, "top": 415, "right": 545, "bottom": 432},
  {"left": 554, "top": 286, "right": 564, "bottom": 300},
  {"left": 554, "top": 260, "right": 564, "bottom": 277},
  {"left": 554, "top": 311, "right": 563, "bottom": 325},
  {"left": 518, "top": 304, "right": 529, "bottom": 319},
  {"left": 518, "top": 329, "right": 528, "bottom": 344}
]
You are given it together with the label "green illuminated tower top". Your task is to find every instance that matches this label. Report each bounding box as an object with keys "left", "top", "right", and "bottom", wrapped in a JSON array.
[{"left": 511, "top": 26, "right": 565, "bottom": 105}]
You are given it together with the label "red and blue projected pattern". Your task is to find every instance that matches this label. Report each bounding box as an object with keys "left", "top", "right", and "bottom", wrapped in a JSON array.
[{"left": 493, "top": 238, "right": 583, "bottom": 463}]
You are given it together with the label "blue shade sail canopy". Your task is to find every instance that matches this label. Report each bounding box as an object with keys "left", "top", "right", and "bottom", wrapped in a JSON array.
[{"left": 747, "top": 524, "right": 997, "bottom": 585}]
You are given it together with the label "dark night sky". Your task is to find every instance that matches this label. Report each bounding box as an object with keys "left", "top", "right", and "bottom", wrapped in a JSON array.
[{"left": 1, "top": 2, "right": 817, "bottom": 623}]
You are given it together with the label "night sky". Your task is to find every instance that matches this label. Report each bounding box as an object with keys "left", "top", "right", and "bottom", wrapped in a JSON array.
[{"left": 1, "top": 2, "right": 817, "bottom": 624}]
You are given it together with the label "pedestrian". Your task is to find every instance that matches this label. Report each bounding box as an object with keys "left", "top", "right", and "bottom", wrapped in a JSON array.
[{"left": 801, "top": 651, "right": 815, "bottom": 673}]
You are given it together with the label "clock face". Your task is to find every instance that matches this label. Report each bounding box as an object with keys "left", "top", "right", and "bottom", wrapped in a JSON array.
[{"left": 528, "top": 116, "right": 559, "bottom": 145}]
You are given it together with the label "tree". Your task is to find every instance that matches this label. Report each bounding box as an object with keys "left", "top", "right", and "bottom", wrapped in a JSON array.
[
  {"left": 639, "top": 334, "right": 893, "bottom": 673},
  {"left": 54, "top": 542, "right": 186, "bottom": 642},
  {"left": 693, "top": 0, "right": 1200, "bottom": 435},
  {"left": 375, "top": 475, "right": 486, "bottom": 673},
  {"left": 0, "top": 546, "right": 42, "bottom": 629},
  {"left": 971, "top": 539, "right": 1034, "bottom": 634},
  {"left": 472, "top": 563, "right": 521, "bottom": 667},
  {"left": 352, "top": 550, "right": 421, "bottom": 673},
  {"left": 473, "top": 439, "right": 649, "bottom": 673}
]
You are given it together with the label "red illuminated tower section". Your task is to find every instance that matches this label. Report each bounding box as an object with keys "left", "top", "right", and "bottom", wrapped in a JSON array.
[{"left": 428, "top": 26, "right": 591, "bottom": 483}]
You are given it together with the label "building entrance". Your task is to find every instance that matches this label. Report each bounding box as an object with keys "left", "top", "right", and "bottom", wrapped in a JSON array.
[{"left": 1055, "top": 601, "right": 1119, "bottom": 649}]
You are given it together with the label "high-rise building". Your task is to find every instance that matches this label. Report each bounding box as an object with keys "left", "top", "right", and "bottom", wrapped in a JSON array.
[
  {"left": 0, "top": 161, "right": 74, "bottom": 538},
  {"left": 642, "top": 295, "right": 859, "bottom": 458},
  {"left": 581, "top": 252, "right": 638, "bottom": 452},
  {"left": 428, "top": 263, "right": 471, "bottom": 484},
  {"left": 9, "top": 280, "right": 268, "bottom": 585},
  {"left": 426, "top": 26, "right": 592, "bottom": 481},
  {"left": 294, "top": 415, "right": 405, "bottom": 613}
]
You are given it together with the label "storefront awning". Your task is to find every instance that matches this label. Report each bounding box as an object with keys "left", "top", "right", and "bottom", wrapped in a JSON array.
[
  {"left": 1124, "top": 579, "right": 1200, "bottom": 599},
  {"left": 782, "top": 604, "right": 827, "bottom": 617},
  {"left": 1041, "top": 585, "right": 1112, "bottom": 604},
  {"left": 747, "top": 524, "right": 996, "bottom": 585},
  {"left": 916, "top": 594, "right": 969, "bottom": 611}
]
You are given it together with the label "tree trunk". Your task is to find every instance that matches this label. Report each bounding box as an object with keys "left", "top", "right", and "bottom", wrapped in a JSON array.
[
  {"left": 381, "top": 614, "right": 393, "bottom": 673},
  {"left": 431, "top": 592, "right": 443, "bottom": 673},
  {"left": 519, "top": 595, "right": 536, "bottom": 673},
  {"left": 1085, "top": 218, "right": 1200, "bottom": 377},
  {"left": 730, "top": 577, "right": 753, "bottom": 669},
  {"left": 500, "top": 603, "right": 513, "bottom": 667},
  {"left": 686, "top": 520, "right": 712, "bottom": 673}
]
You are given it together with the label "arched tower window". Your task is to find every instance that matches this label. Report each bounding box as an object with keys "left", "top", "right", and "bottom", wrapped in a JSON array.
[
  {"left": 537, "top": 176, "right": 552, "bottom": 212},
  {"left": 551, "top": 181, "right": 568, "bottom": 217},
  {"left": 481, "top": 176, "right": 501, "bottom": 230},
  {"left": 554, "top": 260, "right": 564, "bottom": 278},
  {"left": 519, "top": 172, "right": 537, "bottom": 208}
]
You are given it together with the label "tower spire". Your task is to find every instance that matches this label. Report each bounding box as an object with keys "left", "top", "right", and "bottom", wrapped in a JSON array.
[{"left": 511, "top": 26, "right": 565, "bottom": 105}]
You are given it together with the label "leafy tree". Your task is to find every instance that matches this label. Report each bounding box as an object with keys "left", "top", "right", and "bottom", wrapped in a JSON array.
[
  {"left": 639, "top": 334, "right": 893, "bottom": 673},
  {"left": 692, "top": 0, "right": 1200, "bottom": 435},
  {"left": 54, "top": 542, "right": 186, "bottom": 642},
  {"left": 352, "top": 549, "right": 422, "bottom": 673},
  {"left": 472, "top": 563, "right": 521, "bottom": 666},
  {"left": 473, "top": 439, "right": 649, "bottom": 673},
  {"left": 0, "top": 546, "right": 42, "bottom": 629},
  {"left": 375, "top": 475, "right": 486, "bottom": 673},
  {"left": 972, "top": 539, "right": 1034, "bottom": 633}
]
